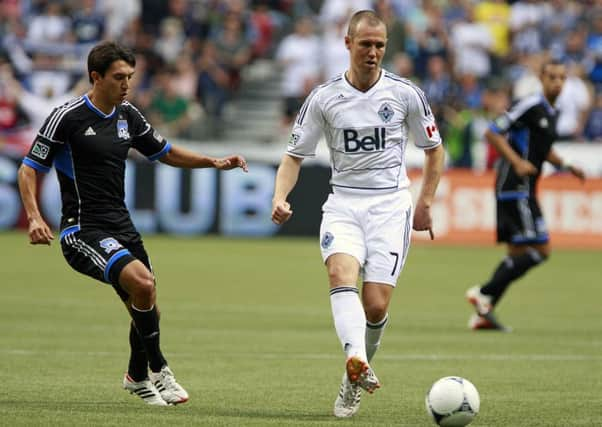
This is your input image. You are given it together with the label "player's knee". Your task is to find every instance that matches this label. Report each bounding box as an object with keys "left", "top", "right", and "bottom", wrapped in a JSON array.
[
  {"left": 529, "top": 246, "right": 549, "bottom": 262},
  {"left": 130, "top": 271, "right": 156, "bottom": 301},
  {"left": 326, "top": 263, "right": 354, "bottom": 285},
  {"left": 364, "top": 302, "right": 388, "bottom": 323}
]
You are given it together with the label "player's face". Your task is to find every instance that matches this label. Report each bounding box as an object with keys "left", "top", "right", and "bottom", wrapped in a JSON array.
[
  {"left": 95, "top": 60, "right": 135, "bottom": 105},
  {"left": 540, "top": 64, "right": 566, "bottom": 102},
  {"left": 345, "top": 21, "right": 387, "bottom": 75}
]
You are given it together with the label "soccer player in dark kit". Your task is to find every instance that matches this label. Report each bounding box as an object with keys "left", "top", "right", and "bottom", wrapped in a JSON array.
[
  {"left": 18, "top": 41, "right": 248, "bottom": 405},
  {"left": 465, "top": 60, "right": 585, "bottom": 332}
]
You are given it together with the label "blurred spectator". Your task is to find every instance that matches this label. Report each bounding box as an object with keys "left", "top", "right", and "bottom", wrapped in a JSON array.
[
  {"left": 196, "top": 41, "right": 230, "bottom": 135},
  {"left": 321, "top": 12, "right": 349, "bottom": 79},
  {"left": 249, "top": 2, "right": 277, "bottom": 58},
  {"left": 98, "top": 0, "right": 141, "bottom": 39},
  {"left": 148, "top": 68, "right": 201, "bottom": 139},
  {"left": 584, "top": 91, "right": 602, "bottom": 141},
  {"left": 275, "top": 16, "right": 320, "bottom": 124},
  {"left": 22, "top": 53, "right": 72, "bottom": 99},
  {"left": 392, "top": 52, "right": 415, "bottom": 79},
  {"left": 555, "top": 63, "right": 592, "bottom": 140},
  {"left": 474, "top": 0, "right": 510, "bottom": 73},
  {"left": 155, "top": 17, "right": 187, "bottom": 64},
  {"left": 375, "top": 0, "right": 407, "bottom": 70},
  {"left": 541, "top": 0, "right": 580, "bottom": 60},
  {"left": 450, "top": 8, "right": 493, "bottom": 78},
  {"left": 71, "top": 0, "right": 106, "bottom": 44},
  {"left": 414, "top": 2, "right": 448, "bottom": 79},
  {"left": 319, "top": 0, "right": 371, "bottom": 25},
  {"left": 26, "top": 2, "right": 71, "bottom": 44},
  {"left": 422, "top": 55, "right": 454, "bottom": 121},
  {"left": 212, "top": 12, "right": 252, "bottom": 91},
  {"left": 509, "top": 0, "right": 547, "bottom": 55},
  {"left": 586, "top": 11, "right": 602, "bottom": 86}
]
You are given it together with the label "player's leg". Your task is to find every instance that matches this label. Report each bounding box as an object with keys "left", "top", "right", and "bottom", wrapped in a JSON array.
[
  {"left": 362, "top": 283, "right": 393, "bottom": 363},
  {"left": 117, "top": 261, "right": 189, "bottom": 404},
  {"left": 467, "top": 198, "right": 548, "bottom": 330},
  {"left": 320, "top": 194, "right": 373, "bottom": 417},
  {"left": 60, "top": 231, "right": 167, "bottom": 405},
  {"left": 362, "top": 190, "right": 411, "bottom": 363}
]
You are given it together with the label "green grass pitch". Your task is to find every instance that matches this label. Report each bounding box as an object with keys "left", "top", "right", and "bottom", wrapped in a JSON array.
[{"left": 1, "top": 231, "right": 601, "bottom": 426}]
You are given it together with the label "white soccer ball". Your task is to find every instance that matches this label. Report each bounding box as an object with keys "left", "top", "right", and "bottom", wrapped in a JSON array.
[{"left": 425, "top": 376, "right": 480, "bottom": 427}]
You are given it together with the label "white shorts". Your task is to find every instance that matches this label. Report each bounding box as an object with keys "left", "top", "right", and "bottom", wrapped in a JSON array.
[{"left": 319, "top": 190, "right": 413, "bottom": 286}]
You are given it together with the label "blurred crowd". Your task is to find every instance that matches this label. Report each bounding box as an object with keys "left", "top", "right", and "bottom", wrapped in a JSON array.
[{"left": 0, "top": 0, "right": 601, "bottom": 168}]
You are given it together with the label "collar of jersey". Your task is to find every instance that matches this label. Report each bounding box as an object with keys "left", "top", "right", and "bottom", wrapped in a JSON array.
[
  {"left": 84, "top": 94, "right": 116, "bottom": 119},
  {"left": 540, "top": 94, "right": 556, "bottom": 115},
  {"left": 343, "top": 69, "right": 383, "bottom": 95}
]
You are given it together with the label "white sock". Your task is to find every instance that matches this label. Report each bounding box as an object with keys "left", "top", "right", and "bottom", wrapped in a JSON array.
[
  {"left": 329, "top": 286, "right": 367, "bottom": 361},
  {"left": 366, "top": 314, "right": 388, "bottom": 362}
]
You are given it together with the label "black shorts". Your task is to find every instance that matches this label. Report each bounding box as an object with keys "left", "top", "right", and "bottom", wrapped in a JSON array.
[
  {"left": 60, "top": 227, "right": 152, "bottom": 301},
  {"left": 496, "top": 197, "right": 549, "bottom": 244}
]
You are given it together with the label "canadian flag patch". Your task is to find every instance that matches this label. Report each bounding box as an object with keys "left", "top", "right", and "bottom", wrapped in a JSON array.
[{"left": 425, "top": 124, "right": 438, "bottom": 138}]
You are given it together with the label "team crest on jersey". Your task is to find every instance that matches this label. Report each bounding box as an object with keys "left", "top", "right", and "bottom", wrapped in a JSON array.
[
  {"left": 378, "top": 103, "right": 394, "bottom": 123},
  {"left": 539, "top": 118, "right": 549, "bottom": 128},
  {"left": 494, "top": 115, "right": 510, "bottom": 131},
  {"left": 99, "top": 237, "right": 123, "bottom": 254},
  {"left": 31, "top": 140, "right": 50, "bottom": 159},
  {"left": 321, "top": 232, "right": 334, "bottom": 249},
  {"left": 117, "top": 120, "right": 130, "bottom": 139}
]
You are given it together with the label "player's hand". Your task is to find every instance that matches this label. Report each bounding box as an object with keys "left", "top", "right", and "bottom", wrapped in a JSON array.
[
  {"left": 513, "top": 159, "right": 537, "bottom": 177},
  {"left": 568, "top": 165, "right": 586, "bottom": 182},
  {"left": 413, "top": 201, "right": 434, "bottom": 240},
  {"left": 271, "top": 199, "right": 293, "bottom": 225},
  {"left": 214, "top": 155, "right": 248, "bottom": 172},
  {"left": 28, "top": 217, "right": 54, "bottom": 245}
]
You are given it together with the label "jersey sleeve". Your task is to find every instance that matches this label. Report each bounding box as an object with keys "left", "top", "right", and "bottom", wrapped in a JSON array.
[
  {"left": 406, "top": 86, "right": 442, "bottom": 149},
  {"left": 286, "top": 89, "right": 324, "bottom": 158},
  {"left": 489, "top": 95, "right": 537, "bottom": 134},
  {"left": 126, "top": 103, "right": 171, "bottom": 161},
  {"left": 22, "top": 106, "right": 71, "bottom": 173}
]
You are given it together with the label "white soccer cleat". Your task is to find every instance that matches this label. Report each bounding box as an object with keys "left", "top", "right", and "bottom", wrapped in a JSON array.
[
  {"left": 346, "top": 356, "right": 381, "bottom": 393},
  {"left": 123, "top": 373, "right": 169, "bottom": 406},
  {"left": 149, "top": 366, "right": 189, "bottom": 404},
  {"left": 334, "top": 373, "right": 362, "bottom": 418},
  {"left": 466, "top": 286, "right": 493, "bottom": 315}
]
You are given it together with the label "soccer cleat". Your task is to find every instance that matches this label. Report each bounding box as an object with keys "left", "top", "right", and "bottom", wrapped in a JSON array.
[
  {"left": 334, "top": 373, "right": 362, "bottom": 418},
  {"left": 466, "top": 286, "right": 493, "bottom": 315},
  {"left": 346, "top": 356, "right": 381, "bottom": 393},
  {"left": 123, "top": 373, "right": 169, "bottom": 406},
  {"left": 149, "top": 366, "right": 189, "bottom": 404},
  {"left": 468, "top": 313, "right": 512, "bottom": 332}
]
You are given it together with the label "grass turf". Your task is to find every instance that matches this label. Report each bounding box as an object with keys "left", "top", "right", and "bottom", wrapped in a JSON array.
[{"left": 1, "top": 231, "right": 601, "bottom": 426}]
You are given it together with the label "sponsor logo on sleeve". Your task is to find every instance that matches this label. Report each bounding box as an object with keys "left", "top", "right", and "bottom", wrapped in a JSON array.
[
  {"left": 153, "top": 129, "right": 163, "bottom": 142},
  {"left": 321, "top": 231, "right": 334, "bottom": 249},
  {"left": 289, "top": 133, "right": 300, "bottom": 146},
  {"left": 425, "top": 124, "right": 439, "bottom": 139},
  {"left": 31, "top": 140, "right": 50, "bottom": 159},
  {"left": 494, "top": 115, "right": 510, "bottom": 130}
]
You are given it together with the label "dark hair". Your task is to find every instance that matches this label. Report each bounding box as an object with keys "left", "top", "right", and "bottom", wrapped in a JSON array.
[
  {"left": 541, "top": 59, "right": 565, "bottom": 76},
  {"left": 87, "top": 41, "right": 136, "bottom": 83},
  {"left": 347, "top": 10, "right": 385, "bottom": 37}
]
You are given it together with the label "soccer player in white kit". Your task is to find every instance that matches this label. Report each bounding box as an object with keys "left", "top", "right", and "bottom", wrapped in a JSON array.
[{"left": 272, "top": 10, "right": 445, "bottom": 418}]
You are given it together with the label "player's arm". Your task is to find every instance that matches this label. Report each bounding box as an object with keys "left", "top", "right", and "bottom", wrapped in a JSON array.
[
  {"left": 546, "top": 149, "right": 585, "bottom": 182},
  {"left": 17, "top": 164, "right": 54, "bottom": 245},
  {"left": 414, "top": 144, "right": 445, "bottom": 239},
  {"left": 160, "top": 144, "right": 248, "bottom": 172},
  {"left": 271, "top": 154, "right": 303, "bottom": 225},
  {"left": 484, "top": 129, "right": 537, "bottom": 177}
]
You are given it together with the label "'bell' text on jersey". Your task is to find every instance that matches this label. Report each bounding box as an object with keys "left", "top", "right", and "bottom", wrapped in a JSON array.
[
  {"left": 286, "top": 70, "right": 441, "bottom": 193},
  {"left": 22, "top": 95, "right": 171, "bottom": 234},
  {"left": 489, "top": 93, "right": 558, "bottom": 200}
]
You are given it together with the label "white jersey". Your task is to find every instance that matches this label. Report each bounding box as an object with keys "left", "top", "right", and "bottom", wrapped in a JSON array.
[{"left": 286, "top": 70, "right": 442, "bottom": 193}]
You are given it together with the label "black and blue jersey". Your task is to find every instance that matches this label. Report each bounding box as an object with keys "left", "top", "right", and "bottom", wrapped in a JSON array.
[
  {"left": 23, "top": 95, "right": 170, "bottom": 239},
  {"left": 489, "top": 93, "right": 558, "bottom": 201}
]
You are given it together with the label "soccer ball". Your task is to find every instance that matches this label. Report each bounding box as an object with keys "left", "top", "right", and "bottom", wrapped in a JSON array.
[{"left": 425, "top": 376, "right": 480, "bottom": 427}]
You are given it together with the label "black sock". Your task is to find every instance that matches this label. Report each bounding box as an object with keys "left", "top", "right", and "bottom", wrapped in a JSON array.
[
  {"left": 130, "top": 305, "right": 167, "bottom": 373},
  {"left": 481, "top": 248, "right": 546, "bottom": 305},
  {"left": 127, "top": 322, "right": 149, "bottom": 381}
]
